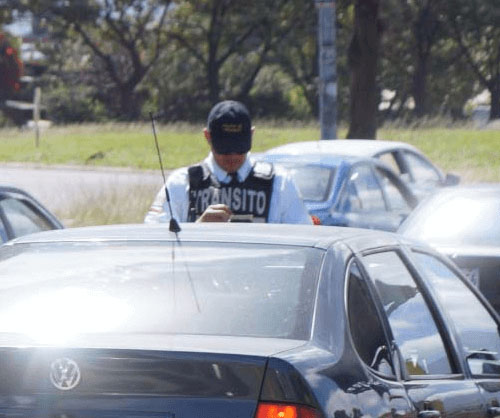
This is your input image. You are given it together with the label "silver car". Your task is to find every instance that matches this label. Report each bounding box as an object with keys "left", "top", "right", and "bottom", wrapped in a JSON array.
[
  {"left": 0, "top": 223, "right": 499, "bottom": 418},
  {"left": 399, "top": 184, "right": 500, "bottom": 315}
]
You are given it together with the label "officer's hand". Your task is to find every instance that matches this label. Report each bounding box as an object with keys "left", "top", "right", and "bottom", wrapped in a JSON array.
[{"left": 196, "top": 204, "right": 232, "bottom": 223}]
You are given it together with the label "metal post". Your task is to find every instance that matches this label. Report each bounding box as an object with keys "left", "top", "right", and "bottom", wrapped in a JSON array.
[
  {"left": 315, "top": 0, "right": 337, "bottom": 139},
  {"left": 33, "top": 86, "right": 41, "bottom": 147}
]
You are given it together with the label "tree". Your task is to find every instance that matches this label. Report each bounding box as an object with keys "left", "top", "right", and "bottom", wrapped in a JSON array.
[
  {"left": 400, "top": 0, "right": 442, "bottom": 118},
  {"left": 444, "top": 0, "right": 500, "bottom": 120},
  {"left": 346, "top": 0, "right": 382, "bottom": 139},
  {"left": 17, "top": 0, "right": 172, "bottom": 120},
  {"left": 376, "top": 0, "right": 477, "bottom": 123},
  {"left": 269, "top": 1, "right": 318, "bottom": 117},
  {"left": 167, "top": 0, "right": 307, "bottom": 110}
]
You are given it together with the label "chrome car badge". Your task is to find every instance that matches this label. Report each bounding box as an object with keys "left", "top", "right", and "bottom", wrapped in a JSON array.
[{"left": 49, "top": 358, "right": 81, "bottom": 391}]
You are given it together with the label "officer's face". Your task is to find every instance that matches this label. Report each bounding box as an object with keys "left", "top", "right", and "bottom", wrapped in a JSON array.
[{"left": 211, "top": 152, "right": 247, "bottom": 173}]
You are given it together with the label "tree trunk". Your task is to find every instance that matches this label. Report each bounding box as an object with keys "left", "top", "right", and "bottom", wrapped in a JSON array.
[
  {"left": 207, "top": 43, "right": 220, "bottom": 104},
  {"left": 411, "top": 2, "right": 438, "bottom": 118},
  {"left": 346, "top": 0, "right": 381, "bottom": 139},
  {"left": 490, "top": 81, "right": 500, "bottom": 120},
  {"left": 413, "top": 51, "right": 430, "bottom": 118},
  {"left": 118, "top": 86, "right": 141, "bottom": 120}
]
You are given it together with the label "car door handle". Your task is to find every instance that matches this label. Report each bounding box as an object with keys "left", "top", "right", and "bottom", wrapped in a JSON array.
[
  {"left": 417, "top": 411, "right": 441, "bottom": 418},
  {"left": 488, "top": 406, "right": 500, "bottom": 417}
]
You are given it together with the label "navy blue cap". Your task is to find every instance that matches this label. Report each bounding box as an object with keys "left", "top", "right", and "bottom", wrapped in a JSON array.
[{"left": 207, "top": 100, "right": 252, "bottom": 154}]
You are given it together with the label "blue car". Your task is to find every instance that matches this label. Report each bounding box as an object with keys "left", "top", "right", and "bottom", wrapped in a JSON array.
[
  {"left": 253, "top": 152, "right": 418, "bottom": 231},
  {"left": 263, "top": 140, "right": 459, "bottom": 201}
]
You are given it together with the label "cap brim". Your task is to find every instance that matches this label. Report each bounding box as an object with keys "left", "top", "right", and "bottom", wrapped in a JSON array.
[{"left": 211, "top": 136, "right": 251, "bottom": 154}]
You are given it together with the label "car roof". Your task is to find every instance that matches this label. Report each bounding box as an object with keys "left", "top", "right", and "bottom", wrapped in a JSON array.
[
  {"left": 8, "top": 223, "right": 417, "bottom": 252},
  {"left": 256, "top": 152, "right": 362, "bottom": 167},
  {"left": 409, "top": 183, "right": 500, "bottom": 209},
  {"left": 265, "top": 139, "right": 420, "bottom": 157},
  {"left": 427, "top": 183, "right": 500, "bottom": 196}
]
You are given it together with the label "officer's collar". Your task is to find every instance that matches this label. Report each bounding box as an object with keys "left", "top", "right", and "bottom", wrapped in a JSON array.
[{"left": 205, "top": 153, "right": 252, "bottom": 183}]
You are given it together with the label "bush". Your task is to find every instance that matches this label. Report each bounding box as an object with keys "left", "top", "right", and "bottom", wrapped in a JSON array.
[{"left": 43, "top": 83, "right": 110, "bottom": 123}]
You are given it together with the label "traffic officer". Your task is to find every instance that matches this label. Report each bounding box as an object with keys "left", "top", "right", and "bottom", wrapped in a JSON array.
[{"left": 144, "top": 100, "right": 312, "bottom": 224}]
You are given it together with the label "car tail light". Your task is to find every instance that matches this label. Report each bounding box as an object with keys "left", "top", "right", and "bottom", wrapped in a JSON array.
[
  {"left": 311, "top": 215, "right": 321, "bottom": 225},
  {"left": 255, "top": 402, "right": 319, "bottom": 418}
]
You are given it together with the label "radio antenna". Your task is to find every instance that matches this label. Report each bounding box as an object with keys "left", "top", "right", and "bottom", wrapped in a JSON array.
[{"left": 149, "top": 111, "right": 181, "bottom": 233}]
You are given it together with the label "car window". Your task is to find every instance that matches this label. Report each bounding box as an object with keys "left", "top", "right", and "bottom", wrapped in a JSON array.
[
  {"left": 363, "top": 251, "right": 453, "bottom": 376},
  {"left": 0, "top": 197, "right": 53, "bottom": 238},
  {"left": 277, "top": 163, "right": 334, "bottom": 202},
  {"left": 0, "top": 219, "right": 7, "bottom": 243},
  {"left": 0, "top": 242, "right": 323, "bottom": 340},
  {"left": 347, "top": 165, "right": 385, "bottom": 211},
  {"left": 404, "top": 151, "right": 440, "bottom": 184},
  {"left": 375, "top": 168, "right": 411, "bottom": 211},
  {"left": 378, "top": 152, "right": 402, "bottom": 175},
  {"left": 348, "top": 261, "right": 394, "bottom": 376},
  {"left": 413, "top": 252, "right": 500, "bottom": 376}
]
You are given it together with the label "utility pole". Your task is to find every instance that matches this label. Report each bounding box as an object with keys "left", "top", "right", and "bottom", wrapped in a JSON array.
[{"left": 315, "top": 0, "right": 337, "bottom": 139}]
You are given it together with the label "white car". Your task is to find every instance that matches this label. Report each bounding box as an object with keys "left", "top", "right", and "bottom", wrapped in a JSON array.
[{"left": 263, "top": 139, "right": 460, "bottom": 200}]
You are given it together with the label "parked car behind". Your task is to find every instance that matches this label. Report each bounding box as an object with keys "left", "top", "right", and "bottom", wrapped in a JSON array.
[
  {"left": 254, "top": 152, "right": 418, "bottom": 231},
  {"left": 0, "top": 185, "right": 63, "bottom": 243},
  {"left": 263, "top": 140, "right": 460, "bottom": 200},
  {"left": 399, "top": 184, "right": 500, "bottom": 315},
  {"left": 0, "top": 223, "right": 499, "bottom": 418}
]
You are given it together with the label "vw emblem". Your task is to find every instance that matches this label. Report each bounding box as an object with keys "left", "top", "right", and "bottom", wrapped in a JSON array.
[{"left": 49, "top": 358, "right": 81, "bottom": 391}]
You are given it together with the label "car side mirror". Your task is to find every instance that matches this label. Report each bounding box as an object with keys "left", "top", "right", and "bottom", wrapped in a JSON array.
[
  {"left": 466, "top": 350, "right": 500, "bottom": 375},
  {"left": 443, "top": 173, "right": 460, "bottom": 186}
]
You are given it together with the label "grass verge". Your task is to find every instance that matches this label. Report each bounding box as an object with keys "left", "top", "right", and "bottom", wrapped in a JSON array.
[
  {"left": 1, "top": 122, "right": 498, "bottom": 227},
  {"left": 0, "top": 123, "right": 498, "bottom": 181}
]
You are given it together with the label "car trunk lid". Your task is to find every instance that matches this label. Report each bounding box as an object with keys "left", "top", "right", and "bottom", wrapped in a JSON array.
[{"left": 0, "top": 336, "right": 307, "bottom": 418}]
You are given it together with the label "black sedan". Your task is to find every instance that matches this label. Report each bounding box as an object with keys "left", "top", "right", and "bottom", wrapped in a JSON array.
[
  {"left": 399, "top": 184, "right": 500, "bottom": 315},
  {"left": 0, "top": 223, "right": 499, "bottom": 418},
  {"left": 0, "top": 185, "right": 63, "bottom": 243}
]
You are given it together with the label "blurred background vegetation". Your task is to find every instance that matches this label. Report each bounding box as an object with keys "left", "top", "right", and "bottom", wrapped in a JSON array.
[{"left": 0, "top": 0, "right": 498, "bottom": 134}]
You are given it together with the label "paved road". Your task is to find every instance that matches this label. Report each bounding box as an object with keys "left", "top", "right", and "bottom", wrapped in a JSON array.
[{"left": 0, "top": 164, "right": 165, "bottom": 214}]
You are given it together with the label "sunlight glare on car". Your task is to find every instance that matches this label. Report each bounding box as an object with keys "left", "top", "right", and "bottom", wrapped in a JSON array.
[
  {"left": 418, "top": 197, "right": 483, "bottom": 242},
  {"left": 2, "top": 287, "right": 131, "bottom": 344}
]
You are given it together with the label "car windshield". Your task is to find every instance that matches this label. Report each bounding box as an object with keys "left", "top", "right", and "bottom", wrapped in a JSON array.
[
  {"left": 401, "top": 193, "right": 500, "bottom": 246},
  {"left": 276, "top": 163, "right": 334, "bottom": 202},
  {"left": 0, "top": 242, "right": 323, "bottom": 341}
]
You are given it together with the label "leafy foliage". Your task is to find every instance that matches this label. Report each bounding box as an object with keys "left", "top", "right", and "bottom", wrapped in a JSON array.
[
  {"left": 17, "top": 0, "right": 172, "bottom": 119},
  {"left": 3, "top": 0, "right": 499, "bottom": 127},
  {"left": 443, "top": 0, "right": 500, "bottom": 119}
]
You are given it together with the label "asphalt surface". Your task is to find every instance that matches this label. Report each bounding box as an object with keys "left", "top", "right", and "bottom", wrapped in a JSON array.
[{"left": 0, "top": 164, "right": 165, "bottom": 214}]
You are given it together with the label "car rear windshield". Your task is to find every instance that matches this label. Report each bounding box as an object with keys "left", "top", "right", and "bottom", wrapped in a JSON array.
[
  {"left": 0, "top": 242, "right": 323, "bottom": 340},
  {"left": 277, "top": 163, "right": 334, "bottom": 202},
  {"left": 401, "top": 194, "right": 500, "bottom": 247}
]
